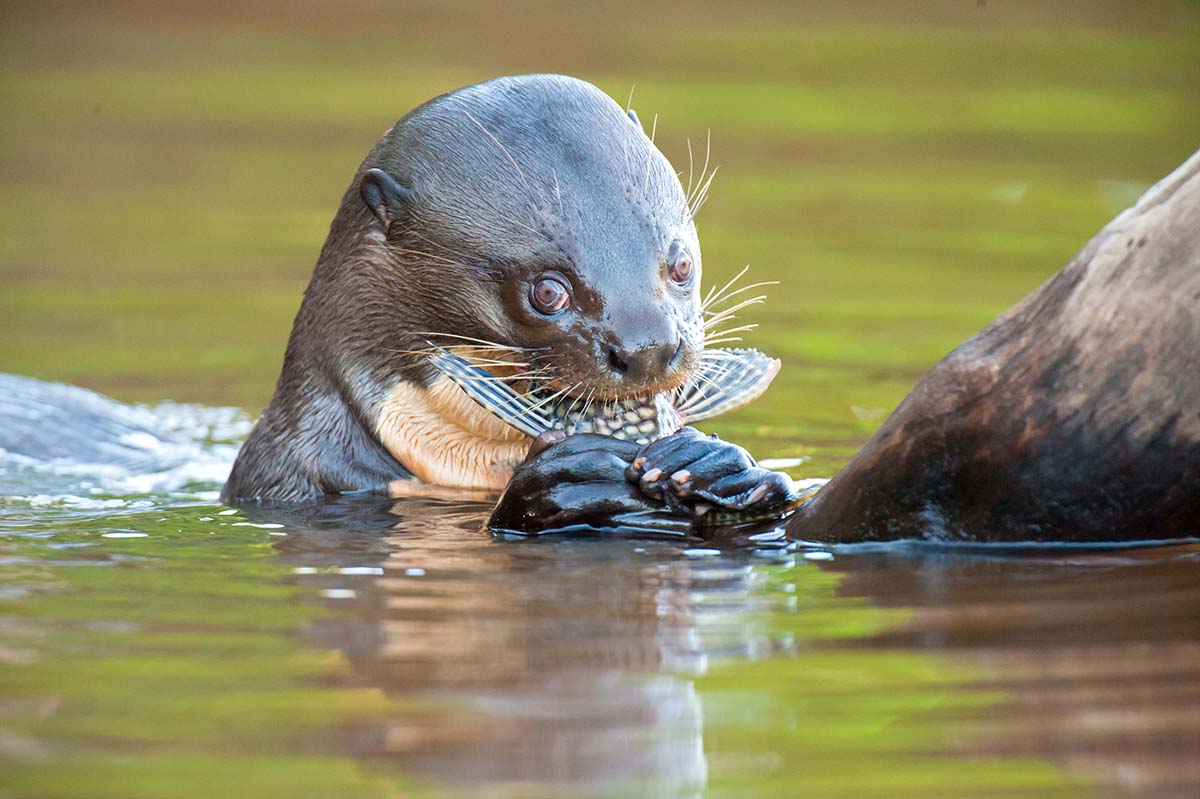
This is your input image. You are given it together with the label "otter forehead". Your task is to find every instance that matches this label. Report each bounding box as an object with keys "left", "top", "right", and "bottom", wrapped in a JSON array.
[{"left": 372, "top": 75, "right": 697, "bottom": 279}]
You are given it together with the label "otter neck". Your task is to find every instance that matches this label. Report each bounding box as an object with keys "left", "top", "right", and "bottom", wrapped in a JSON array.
[{"left": 374, "top": 373, "right": 530, "bottom": 491}]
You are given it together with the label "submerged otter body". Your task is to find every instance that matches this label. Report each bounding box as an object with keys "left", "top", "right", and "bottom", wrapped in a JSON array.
[
  {"left": 785, "top": 150, "right": 1200, "bottom": 543},
  {"left": 222, "top": 75, "right": 709, "bottom": 503}
]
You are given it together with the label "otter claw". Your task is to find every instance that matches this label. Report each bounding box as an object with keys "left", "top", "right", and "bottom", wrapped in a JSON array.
[
  {"left": 526, "top": 430, "right": 567, "bottom": 461},
  {"left": 746, "top": 482, "right": 770, "bottom": 505}
]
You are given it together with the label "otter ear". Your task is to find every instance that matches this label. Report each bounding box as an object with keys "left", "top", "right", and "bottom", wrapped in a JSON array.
[
  {"left": 627, "top": 108, "right": 643, "bottom": 130},
  {"left": 360, "top": 168, "right": 412, "bottom": 227}
]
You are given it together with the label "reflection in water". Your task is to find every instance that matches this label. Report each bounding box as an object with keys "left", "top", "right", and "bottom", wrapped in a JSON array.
[
  {"left": 260, "top": 497, "right": 1200, "bottom": 798},
  {"left": 841, "top": 546, "right": 1200, "bottom": 798},
  {"left": 3, "top": 491, "right": 1197, "bottom": 797},
  {"left": 269, "top": 497, "right": 797, "bottom": 797}
]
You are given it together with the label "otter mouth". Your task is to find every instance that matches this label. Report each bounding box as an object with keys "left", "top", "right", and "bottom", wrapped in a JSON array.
[{"left": 429, "top": 347, "right": 780, "bottom": 445}]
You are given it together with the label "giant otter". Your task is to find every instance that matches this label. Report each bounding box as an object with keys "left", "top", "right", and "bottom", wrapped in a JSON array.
[
  {"left": 0, "top": 74, "right": 1191, "bottom": 543},
  {"left": 222, "top": 74, "right": 793, "bottom": 519},
  {"left": 783, "top": 150, "right": 1200, "bottom": 543},
  {"left": 211, "top": 73, "right": 1199, "bottom": 543}
]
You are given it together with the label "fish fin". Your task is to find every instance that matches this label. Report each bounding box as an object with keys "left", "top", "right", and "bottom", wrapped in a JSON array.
[
  {"left": 675, "top": 348, "right": 781, "bottom": 423},
  {"left": 427, "top": 348, "right": 552, "bottom": 438}
]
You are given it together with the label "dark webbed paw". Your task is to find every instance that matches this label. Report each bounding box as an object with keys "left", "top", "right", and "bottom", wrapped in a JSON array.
[
  {"left": 489, "top": 432, "right": 672, "bottom": 535},
  {"left": 487, "top": 429, "right": 798, "bottom": 536},
  {"left": 626, "top": 427, "right": 797, "bottom": 519}
]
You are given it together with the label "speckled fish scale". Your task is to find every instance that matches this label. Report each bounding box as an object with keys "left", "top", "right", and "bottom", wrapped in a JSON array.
[
  {"left": 550, "top": 392, "right": 678, "bottom": 443},
  {"left": 430, "top": 347, "right": 780, "bottom": 446}
]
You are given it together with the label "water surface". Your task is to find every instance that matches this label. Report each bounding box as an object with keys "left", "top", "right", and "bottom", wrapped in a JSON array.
[{"left": 3, "top": 412, "right": 1198, "bottom": 797}]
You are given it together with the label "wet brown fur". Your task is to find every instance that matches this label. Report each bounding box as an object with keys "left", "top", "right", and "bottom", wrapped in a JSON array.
[{"left": 790, "top": 151, "right": 1200, "bottom": 543}]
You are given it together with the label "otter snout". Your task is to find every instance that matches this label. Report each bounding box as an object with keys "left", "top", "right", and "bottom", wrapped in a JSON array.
[
  {"left": 606, "top": 339, "right": 685, "bottom": 383},
  {"left": 578, "top": 291, "right": 701, "bottom": 397}
]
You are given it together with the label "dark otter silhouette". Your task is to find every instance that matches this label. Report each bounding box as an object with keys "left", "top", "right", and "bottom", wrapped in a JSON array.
[{"left": 785, "top": 151, "right": 1200, "bottom": 543}]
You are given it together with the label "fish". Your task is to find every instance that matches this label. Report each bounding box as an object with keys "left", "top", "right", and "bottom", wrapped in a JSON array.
[
  {"left": 430, "top": 346, "right": 814, "bottom": 534},
  {"left": 428, "top": 347, "right": 782, "bottom": 444}
]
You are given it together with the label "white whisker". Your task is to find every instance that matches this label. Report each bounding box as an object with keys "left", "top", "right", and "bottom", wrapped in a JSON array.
[
  {"left": 411, "top": 332, "right": 540, "bottom": 352},
  {"left": 703, "top": 296, "right": 767, "bottom": 328},
  {"left": 702, "top": 280, "right": 778, "bottom": 312},
  {"left": 702, "top": 264, "right": 752, "bottom": 311}
]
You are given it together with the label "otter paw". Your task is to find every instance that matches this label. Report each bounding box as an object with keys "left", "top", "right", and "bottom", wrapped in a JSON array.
[
  {"left": 488, "top": 433, "right": 677, "bottom": 535},
  {"left": 626, "top": 427, "right": 796, "bottom": 517}
]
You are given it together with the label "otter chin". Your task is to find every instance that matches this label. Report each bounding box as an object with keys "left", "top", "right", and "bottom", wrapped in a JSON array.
[{"left": 222, "top": 74, "right": 713, "bottom": 502}]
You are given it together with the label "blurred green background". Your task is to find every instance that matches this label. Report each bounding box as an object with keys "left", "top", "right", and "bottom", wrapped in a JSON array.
[{"left": 2, "top": 0, "right": 1198, "bottom": 475}]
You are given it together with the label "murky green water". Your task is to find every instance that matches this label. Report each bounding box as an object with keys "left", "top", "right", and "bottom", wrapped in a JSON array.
[{"left": 3, "top": 3, "right": 1200, "bottom": 797}]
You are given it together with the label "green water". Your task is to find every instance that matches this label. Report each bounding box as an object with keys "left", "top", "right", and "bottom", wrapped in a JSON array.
[
  {"left": 3, "top": 2, "right": 1200, "bottom": 797},
  {"left": 2, "top": 496, "right": 1096, "bottom": 799}
]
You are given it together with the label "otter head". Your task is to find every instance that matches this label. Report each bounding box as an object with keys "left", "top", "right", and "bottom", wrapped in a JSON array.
[
  {"left": 275, "top": 74, "right": 721, "bottom": 491},
  {"left": 356, "top": 74, "right": 704, "bottom": 403},
  {"left": 223, "top": 74, "right": 775, "bottom": 501}
]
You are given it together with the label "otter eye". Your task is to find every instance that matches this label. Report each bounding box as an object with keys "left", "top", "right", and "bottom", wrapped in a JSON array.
[
  {"left": 666, "top": 240, "right": 694, "bottom": 285},
  {"left": 530, "top": 276, "right": 571, "bottom": 314}
]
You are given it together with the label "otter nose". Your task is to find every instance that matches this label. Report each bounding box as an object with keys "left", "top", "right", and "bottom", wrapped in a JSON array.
[{"left": 607, "top": 339, "right": 684, "bottom": 383}]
